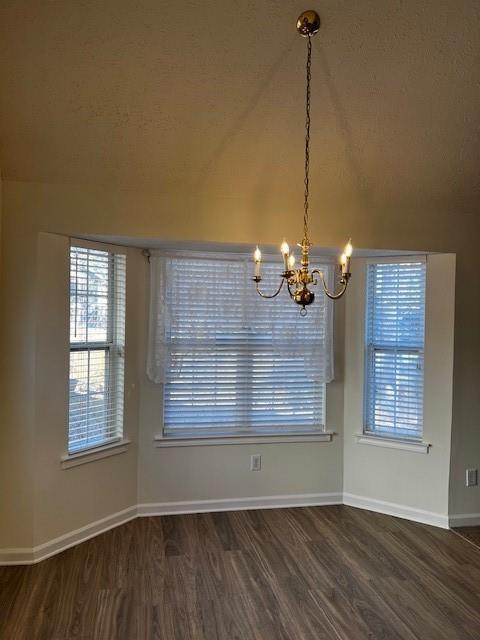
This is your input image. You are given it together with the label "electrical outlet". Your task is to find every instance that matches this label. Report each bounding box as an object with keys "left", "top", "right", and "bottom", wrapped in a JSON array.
[
  {"left": 466, "top": 468, "right": 478, "bottom": 487},
  {"left": 250, "top": 454, "right": 262, "bottom": 471}
]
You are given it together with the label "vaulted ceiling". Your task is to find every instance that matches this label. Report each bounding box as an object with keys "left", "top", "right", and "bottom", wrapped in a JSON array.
[{"left": 0, "top": 1, "right": 479, "bottom": 212}]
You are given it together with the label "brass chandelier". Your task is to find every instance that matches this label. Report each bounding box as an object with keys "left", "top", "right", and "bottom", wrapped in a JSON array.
[{"left": 253, "top": 10, "right": 352, "bottom": 315}]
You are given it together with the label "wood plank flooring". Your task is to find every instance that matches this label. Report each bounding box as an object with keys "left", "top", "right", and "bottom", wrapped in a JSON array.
[
  {"left": 1, "top": 505, "right": 480, "bottom": 639},
  {"left": 454, "top": 526, "right": 480, "bottom": 550}
]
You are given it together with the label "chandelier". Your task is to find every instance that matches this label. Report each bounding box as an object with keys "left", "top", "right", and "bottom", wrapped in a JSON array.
[{"left": 253, "top": 10, "right": 352, "bottom": 315}]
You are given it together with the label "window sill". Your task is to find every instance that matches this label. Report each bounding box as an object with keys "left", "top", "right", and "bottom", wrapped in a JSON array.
[
  {"left": 61, "top": 439, "right": 131, "bottom": 469},
  {"left": 355, "top": 433, "right": 430, "bottom": 454},
  {"left": 154, "top": 432, "right": 334, "bottom": 448}
]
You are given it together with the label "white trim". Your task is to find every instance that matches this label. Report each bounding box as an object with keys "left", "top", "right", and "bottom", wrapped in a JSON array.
[
  {"left": 60, "top": 439, "right": 131, "bottom": 469},
  {"left": 449, "top": 513, "right": 480, "bottom": 527},
  {"left": 154, "top": 432, "right": 334, "bottom": 447},
  {"left": 355, "top": 433, "right": 430, "bottom": 453},
  {"left": 0, "top": 548, "right": 35, "bottom": 565},
  {"left": 0, "top": 506, "right": 137, "bottom": 565},
  {"left": 3, "top": 491, "right": 461, "bottom": 565},
  {"left": 148, "top": 247, "right": 337, "bottom": 264},
  {"left": 0, "top": 494, "right": 341, "bottom": 565},
  {"left": 343, "top": 493, "right": 449, "bottom": 529},
  {"left": 80, "top": 236, "right": 429, "bottom": 258},
  {"left": 137, "top": 493, "right": 342, "bottom": 516},
  {"left": 70, "top": 236, "right": 128, "bottom": 255},
  {"left": 364, "top": 255, "right": 427, "bottom": 266}
]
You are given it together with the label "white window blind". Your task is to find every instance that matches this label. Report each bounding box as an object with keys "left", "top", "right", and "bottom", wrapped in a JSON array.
[
  {"left": 147, "top": 253, "right": 334, "bottom": 438},
  {"left": 365, "top": 260, "right": 426, "bottom": 439},
  {"left": 68, "top": 245, "right": 126, "bottom": 453}
]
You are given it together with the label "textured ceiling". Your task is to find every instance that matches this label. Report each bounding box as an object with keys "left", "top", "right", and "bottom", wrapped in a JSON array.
[{"left": 0, "top": 0, "right": 479, "bottom": 209}]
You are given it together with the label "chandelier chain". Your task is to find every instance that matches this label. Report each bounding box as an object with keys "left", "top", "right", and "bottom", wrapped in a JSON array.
[
  {"left": 303, "top": 35, "right": 312, "bottom": 243},
  {"left": 252, "top": 11, "right": 352, "bottom": 309}
]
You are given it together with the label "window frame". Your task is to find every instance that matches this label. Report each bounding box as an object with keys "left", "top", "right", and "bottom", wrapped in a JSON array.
[
  {"left": 363, "top": 256, "right": 426, "bottom": 442},
  {"left": 67, "top": 239, "right": 127, "bottom": 455},
  {"left": 158, "top": 251, "right": 333, "bottom": 441}
]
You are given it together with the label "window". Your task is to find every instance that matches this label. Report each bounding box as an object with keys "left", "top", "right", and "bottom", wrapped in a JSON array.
[
  {"left": 364, "top": 260, "right": 426, "bottom": 440},
  {"left": 148, "top": 254, "right": 334, "bottom": 438},
  {"left": 68, "top": 244, "right": 126, "bottom": 453}
]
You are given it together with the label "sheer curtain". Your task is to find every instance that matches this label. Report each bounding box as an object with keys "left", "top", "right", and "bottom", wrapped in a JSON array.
[
  {"left": 147, "top": 252, "right": 334, "bottom": 384},
  {"left": 146, "top": 251, "right": 335, "bottom": 435}
]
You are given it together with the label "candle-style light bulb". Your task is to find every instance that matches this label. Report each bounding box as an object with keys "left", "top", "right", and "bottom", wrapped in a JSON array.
[
  {"left": 341, "top": 238, "right": 352, "bottom": 275},
  {"left": 288, "top": 254, "right": 295, "bottom": 270},
  {"left": 280, "top": 240, "right": 290, "bottom": 270},
  {"left": 254, "top": 246, "right": 262, "bottom": 278}
]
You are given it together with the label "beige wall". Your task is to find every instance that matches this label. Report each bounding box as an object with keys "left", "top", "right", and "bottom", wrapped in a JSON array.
[
  {"left": 343, "top": 255, "right": 456, "bottom": 518},
  {"left": 136, "top": 254, "right": 345, "bottom": 505},
  {"left": 0, "top": 192, "right": 36, "bottom": 548},
  {"left": 449, "top": 264, "right": 480, "bottom": 519},
  {"left": 0, "top": 213, "right": 345, "bottom": 549},
  {"left": 32, "top": 233, "right": 141, "bottom": 545},
  {"left": 0, "top": 179, "right": 478, "bottom": 550},
  {"left": 27, "top": 231, "right": 345, "bottom": 547}
]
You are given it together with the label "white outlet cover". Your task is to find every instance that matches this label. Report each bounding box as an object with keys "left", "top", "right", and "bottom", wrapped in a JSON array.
[
  {"left": 251, "top": 454, "right": 261, "bottom": 471},
  {"left": 466, "top": 468, "right": 478, "bottom": 487}
]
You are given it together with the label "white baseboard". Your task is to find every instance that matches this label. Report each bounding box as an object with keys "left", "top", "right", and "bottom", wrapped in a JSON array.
[
  {"left": 343, "top": 492, "right": 450, "bottom": 529},
  {"left": 0, "top": 505, "right": 137, "bottom": 566},
  {"left": 0, "top": 494, "right": 341, "bottom": 565},
  {"left": 3, "top": 491, "right": 464, "bottom": 565},
  {"left": 137, "top": 492, "right": 343, "bottom": 517},
  {"left": 0, "top": 548, "right": 35, "bottom": 565},
  {"left": 449, "top": 513, "right": 480, "bottom": 527}
]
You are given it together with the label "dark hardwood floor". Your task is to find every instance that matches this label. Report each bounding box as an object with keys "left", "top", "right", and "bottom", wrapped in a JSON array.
[
  {"left": 1, "top": 505, "right": 480, "bottom": 639},
  {"left": 454, "top": 526, "right": 480, "bottom": 550}
]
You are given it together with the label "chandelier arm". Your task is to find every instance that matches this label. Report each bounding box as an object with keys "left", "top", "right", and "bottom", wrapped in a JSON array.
[
  {"left": 255, "top": 278, "right": 285, "bottom": 299},
  {"left": 286, "top": 281, "right": 296, "bottom": 299},
  {"left": 313, "top": 269, "right": 349, "bottom": 300}
]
